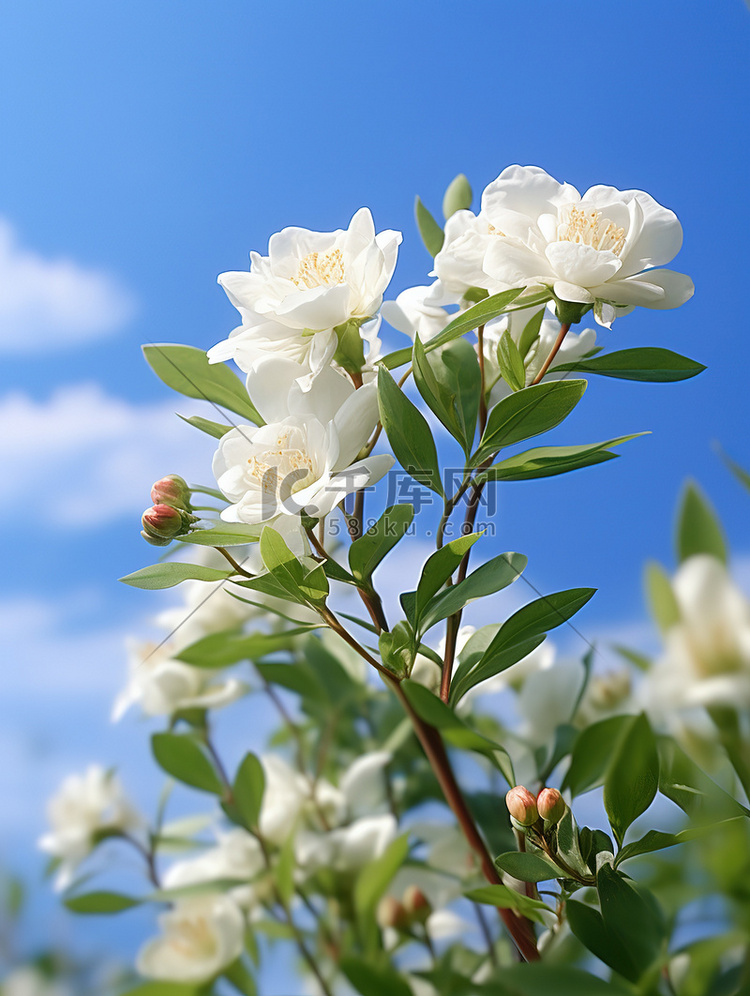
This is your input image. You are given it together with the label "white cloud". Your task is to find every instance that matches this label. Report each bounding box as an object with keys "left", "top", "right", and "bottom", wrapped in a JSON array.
[
  {"left": 0, "top": 218, "right": 135, "bottom": 352},
  {"left": 0, "top": 382, "right": 224, "bottom": 526}
]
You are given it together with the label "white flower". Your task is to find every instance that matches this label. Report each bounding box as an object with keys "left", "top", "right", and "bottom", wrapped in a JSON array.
[
  {"left": 136, "top": 893, "right": 245, "bottom": 984},
  {"left": 575, "top": 668, "right": 633, "bottom": 728},
  {"left": 38, "top": 766, "right": 140, "bottom": 890},
  {"left": 162, "top": 828, "right": 267, "bottom": 910},
  {"left": 647, "top": 555, "right": 750, "bottom": 713},
  {"left": 258, "top": 755, "right": 346, "bottom": 845},
  {"left": 482, "top": 304, "right": 597, "bottom": 405},
  {"left": 295, "top": 814, "right": 397, "bottom": 875},
  {"left": 208, "top": 208, "right": 401, "bottom": 376},
  {"left": 1, "top": 969, "right": 70, "bottom": 996},
  {"left": 381, "top": 282, "right": 458, "bottom": 342},
  {"left": 213, "top": 358, "right": 393, "bottom": 524},
  {"left": 516, "top": 653, "right": 586, "bottom": 746},
  {"left": 433, "top": 209, "right": 499, "bottom": 299},
  {"left": 479, "top": 165, "right": 693, "bottom": 324},
  {"left": 112, "top": 637, "right": 246, "bottom": 722}
]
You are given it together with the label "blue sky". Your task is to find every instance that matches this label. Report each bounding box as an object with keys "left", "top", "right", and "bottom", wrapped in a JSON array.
[{"left": 1, "top": 0, "right": 749, "bottom": 984}]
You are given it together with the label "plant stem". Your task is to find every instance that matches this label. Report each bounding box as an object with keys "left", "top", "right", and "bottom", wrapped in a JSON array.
[
  {"left": 215, "top": 546, "right": 253, "bottom": 578},
  {"left": 530, "top": 322, "right": 570, "bottom": 386}
]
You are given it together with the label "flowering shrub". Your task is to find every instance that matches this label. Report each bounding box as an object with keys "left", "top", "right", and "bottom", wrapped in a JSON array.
[{"left": 38, "top": 166, "right": 750, "bottom": 995}]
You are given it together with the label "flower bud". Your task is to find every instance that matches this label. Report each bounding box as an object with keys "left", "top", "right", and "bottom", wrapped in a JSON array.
[
  {"left": 505, "top": 786, "right": 538, "bottom": 827},
  {"left": 141, "top": 504, "right": 192, "bottom": 545},
  {"left": 376, "top": 895, "right": 409, "bottom": 932},
  {"left": 536, "top": 787, "right": 566, "bottom": 825},
  {"left": 402, "top": 885, "right": 431, "bottom": 924},
  {"left": 150, "top": 474, "right": 192, "bottom": 511}
]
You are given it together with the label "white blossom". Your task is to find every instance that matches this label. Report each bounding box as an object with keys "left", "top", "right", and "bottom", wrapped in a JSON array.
[
  {"left": 646, "top": 555, "right": 750, "bottom": 714},
  {"left": 38, "top": 766, "right": 140, "bottom": 890},
  {"left": 381, "top": 282, "right": 458, "bottom": 342},
  {"left": 136, "top": 893, "right": 245, "bottom": 984},
  {"left": 1, "top": 969, "right": 70, "bottom": 996},
  {"left": 213, "top": 357, "right": 392, "bottom": 524},
  {"left": 162, "top": 828, "right": 267, "bottom": 910},
  {"left": 208, "top": 208, "right": 401, "bottom": 378},
  {"left": 480, "top": 165, "right": 693, "bottom": 324}
]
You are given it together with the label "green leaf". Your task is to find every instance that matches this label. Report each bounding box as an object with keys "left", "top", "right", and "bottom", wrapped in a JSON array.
[
  {"left": 379, "top": 621, "right": 416, "bottom": 680},
  {"left": 120, "top": 984, "right": 204, "bottom": 996},
  {"left": 178, "top": 523, "right": 261, "bottom": 547},
  {"left": 472, "top": 380, "right": 588, "bottom": 465},
  {"left": 333, "top": 318, "right": 367, "bottom": 375},
  {"left": 497, "top": 331, "right": 526, "bottom": 392},
  {"left": 260, "top": 527, "right": 329, "bottom": 606},
  {"left": 341, "top": 957, "right": 414, "bottom": 996},
  {"left": 478, "top": 964, "right": 634, "bottom": 995},
  {"left": 410, "top": 533, "right": 481, "bottom": 622},
  {"left": 426, "top": 288, "right": 529, "bottom": 351},
  {"left": 566, "top": 899, "right": 638, "bottom": 982},
  {"left": 414, "top": 196, "right": 444, "bottom": 257},
  {"left": 494, "top": 851, "right": 561, "bottom": 883},
  {"left": 348, "top": 504, "right": 414, "bottom": 581},
  {"left": 177, "top": 413, "right": 233, "bottom": 439},
  {"left": 120, "top": 562, "right": 234, "bottom": 590},
  {"left": 413, "top": 336, "right": 481, "bottom": 455},
  {"left": 554, "top": 346, "right": 706, "bottom": 382},
  {"left": 442, "top": 173, "right": 473, "bottom": 219},
  {"left": 597, "top": 864, "right": 666, "bottom": 980},
  {"left": 276, "top": 832, "right": 295, "bottom": 907},
  {"left": 562, "top": 715, "right": 634, "bottom": 797},
  {"left": 143, "top": 343, "right": 262, "bottom": 424},
  {"left": 64, "top": 891, "right": 141, "bottom": 914},
  {"left": 232, "top": 753, "right": 265, "bottom": 830},
  {"left": 603, "top": 713, "right": 659, "bottom": 847},
  {"left": 555, "top": 807, "right": 592, "bottom": 878},
  {"left": 175, "top": 630, "right": 311, "bottom": 669},
  {"left": 464, "top": 884, "right": 552, "bottom": 924},
  {"left": 377, "top": 365, "right": 444, "bottom": 496},
  {"left": 354, "top": 834, "right": 409, "bottom": 917},
  {"left": 517, "top": 309, "right": 545, "bottom": 361},
  {"left": 401, "top": 680, "right": 514, "bottom": 783},
  {"left": 419, "top": 551, "right": 527, "bottom": 635},
  {"left": 644, "top": 560, "right": 681, "bottom": 634},
  {"left": 720, "top": 449, "right": 750, "bottom": 494},
  {"left": 223, "top": 959, "right": 257, "bottom": 996},
  {"left": 449, "top": 636, "right": 546, "bottom": 707},
  {"left": 476, "top": 434, "right": 645, "bottom": 483},
  {"left": 676, "top": 480, "right": 727, "bottom": 564},
  {"left": 658, "top": 738, "right": 750, "bottom": 819},
  {"left": 151, "top": 733, "right": 225, "bottom": 796}
]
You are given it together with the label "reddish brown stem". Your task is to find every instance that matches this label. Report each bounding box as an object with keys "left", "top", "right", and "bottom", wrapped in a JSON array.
[{"left": 530, "top": 322, "right": 571, "bottom": 386}]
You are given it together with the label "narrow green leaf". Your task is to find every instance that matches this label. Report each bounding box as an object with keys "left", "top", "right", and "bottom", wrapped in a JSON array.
[
  {"left": 442, "top": 173, "right": 473, "bottom": 219},
  {"left": 562, "top": 715, "right": 634, "bottom": 797},
  {"left": 419, "top": 551, "right": 527, "bottom": 635},
  {"left": 494, "top": 851, "right": 561, "bottom": 883},
  {"left": 177, "top": 414, "right": 232, "bottom": 439},
  {"left": 426, "top": 288, "right": 529, "bottom": 351},
  {"left": 260, "top": 527, "right": 329, "bottom": 605},
  {"left": 151, "top": 733, "right": 224, "bottom": 796},
  {"left": 178, "top": 523, "right": 261, "bottom": 547},
  {"left": 64, "top": 891, "right": 141, "bottom": 914},
  {"left": 479, "top": 964, "right": 634, "bottom": 996},
  {"left": 341, "top": 958, "right": 414, "bottom": 996},
  {"left": 413, "top": 336, "right": 480, "bottom": 455},
  {"left": 412, "top": 533, "right": 481, "bottom": 620},
  {"left": 120, "top": 563, "right": 233, "bottom": 590},
  {"left": 464, "top": 884, "right": 552, "bottom": 923},
  {"left": 175, "top": 631, "right": 304, "bottom": 669},
  {"left": 472, "top": 380, "right": 588, "bottom": 465},
  {"left": 554, "top": 346, "right": 706, "bottom": 382},
  {"left": 720, "top": 449, "right": 750, "bottom": 494},
  {"left": 354, "top": 834, "right": 409, "bottom": 917},
  {"left": 379, "top": 621, "right": 416, "bottom": 680},
  {"left": 481, "top": 587, "right": 595, "bottom": 660},
  {"left": 644, "top": 560, "right": 681, "bottom": 634},
  {"left": 597, "top": 865, "right": 666, "bottom": 980},
  {"left": 676, "top": 480, "right": 727, "bottom": 564},
  {"left": 497, "top": 331, "right": 526, "bottom": 392},
  {"left": 476, "top": 434, "right": 645, "bottom": 483},
  {"left": 603, "top": 714, "right": 659, "bottom": 847},
  {"left": 223, "top": 959, "right": 257, "bottom": 996},
  {"left": 567, "top": 899, "right": 638, "bottom": 982},
  {"left": 120, "top": 984, "right": 203, "bottom": 996},
  {"left": 449, "top": 636, "right": 545, "bottom": 706},
  {"left": 414, "top": 196, "right": 444, "bottom": 257},
  {"left": 143, "top": 344, "right": 262, "bottom": 424},
  {"left": 232, "top": 753, "right": 265, "bottom": 830},
  {"left": 348, "top": 504, "right": 414, "bottom": 581},
  {"left": 377, "top": 366, "right": 444, "bottom": 496},
  {"left": 517, "top": 309, "right": 545, "bottom": 361},
  {"left": 658, "top": 738, "right": 750, "bottom": 819}
]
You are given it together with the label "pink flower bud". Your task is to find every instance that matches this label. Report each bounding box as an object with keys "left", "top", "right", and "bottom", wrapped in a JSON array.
[
  {"left": 150, "top": 474, "right": 192, "bottom": 511},
  {"left": 537, "top": 787, "right": 566, "bottom": 824},
  {"left": 141, "top": 503, "right": 189, "bottom": 543},
  {"left": 402, "top": 885, "right": 431, "bottom": 924},
  {"left": 376, "top": 895, "right": 409, "bottom": 931},
  {"left": 505, "top": 786, "right": 538, "bottom": 826}
]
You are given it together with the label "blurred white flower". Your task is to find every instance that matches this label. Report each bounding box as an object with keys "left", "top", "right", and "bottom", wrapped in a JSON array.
[
  {"left": 482, "top": 304, "right": 596, "bottom": 405},
  {"left": 258, "top": 755, "right": 346, "bottom": 845},
  {"left": 575, "top": 668, "right": 634, "bottom": 728},
  {"left": 480, "top": 165, "right": 693, "bottom": 324},
  {"left": 136, "top": 893, "right": 245, "bottom": 984},
  {"left": 162, "top": 828, "right": 266, "bottom": 910},
  {"left": 213, "top": 359, "right": 392, "bottom": 524},
  {"left": 112, "top": 638, "right": 246, "bottom": 721},
  {"left": 208, "top": 208, "right": 401, "bottom": 377},
  {"left": 38, "top": 766, "right": 141, "bottom": 890},
  {"left": 410, "top": 626, "right": 475, "bottom": 695},
  {"left": 295, "top": 814, "right": 397, "bottom": 875},
  {"left": 646, "top": 555, "right": 750, "bottom": 713},
  {"left": 381, "top": 282, "right": 458, "bottom": 342},
  {"left": 1, "top": 968, "right": 71, "bottom": 996},
  {"left": 516, "top": 653, "right": 586, "bottom": 746}
]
